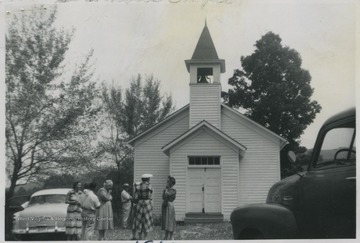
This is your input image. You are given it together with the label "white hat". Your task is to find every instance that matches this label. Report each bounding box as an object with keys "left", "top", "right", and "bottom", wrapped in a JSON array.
[
  {"left": 123, "top": 183, "right": 129, "bottom": 187},
  {"left": 141, "top": 174, "right": 153, "bottom": 179}
]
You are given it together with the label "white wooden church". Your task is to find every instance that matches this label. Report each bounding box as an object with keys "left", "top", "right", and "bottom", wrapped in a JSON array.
[{"left": 128, "top": 24, "right": 287, "bottom": 222}]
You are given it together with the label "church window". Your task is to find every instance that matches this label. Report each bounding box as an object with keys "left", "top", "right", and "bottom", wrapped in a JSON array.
[{"left": 188, "top": 156, "right": 220, "bottom": 165}]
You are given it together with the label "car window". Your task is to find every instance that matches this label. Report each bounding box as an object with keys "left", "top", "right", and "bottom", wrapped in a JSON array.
[
  {"left": 315, "top": 126, "right": 356, "bottom": 168},
  {"left": 28, "top": 194, "right": 67, "bottom": 206}
]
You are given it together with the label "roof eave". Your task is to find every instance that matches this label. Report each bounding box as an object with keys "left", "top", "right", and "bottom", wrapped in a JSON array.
[
  {"left": 185, "top": 59, "right": 226, "bottom": 73},
  {"left": 221, "top": 104, "right": 288, "bottom": 149}
]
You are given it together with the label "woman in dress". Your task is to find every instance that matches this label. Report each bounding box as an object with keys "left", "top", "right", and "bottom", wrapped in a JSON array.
[
  {"left": 95, "top": 180, "right": 114, "bottom": 240},
  {"left": 132, "top": 174, "right": 154, "bottom": 240},
  {"left": 161, "top": 176, "right": 176, "bottom": 240},
  {"left": 65, "top": 181, "right": 83, "bottom": 240}
]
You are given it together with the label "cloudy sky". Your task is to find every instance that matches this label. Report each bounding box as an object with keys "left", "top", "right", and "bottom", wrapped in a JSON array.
[{"left": 2, "top": 0, "right": 357, "bottom": 148}]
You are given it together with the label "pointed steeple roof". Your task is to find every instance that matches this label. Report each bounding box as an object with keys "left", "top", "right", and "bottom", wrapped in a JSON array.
[
  {"left": 185, "top": 23, "right": 225, "bottom": 72},
  {"left": 191, "top": 24, "right": 219, "bottom": 60}
]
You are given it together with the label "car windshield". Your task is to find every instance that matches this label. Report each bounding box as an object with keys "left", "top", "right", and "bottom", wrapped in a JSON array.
[
  {"left": 28, "top": 194, "right": 67, "bottom": 206},
  {"left": 315, "top": 122, "right": 356, "bottom": 168}
]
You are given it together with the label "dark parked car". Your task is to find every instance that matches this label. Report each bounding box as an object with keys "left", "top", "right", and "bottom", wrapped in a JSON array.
[{"left": 231, "top": 107, "right": 356, "bottom": 239}]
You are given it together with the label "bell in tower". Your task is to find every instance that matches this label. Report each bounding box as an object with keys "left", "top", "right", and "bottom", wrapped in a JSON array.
[
  {"left": 198, "top": 75, "right": 209, "bottom": 83},
  {"left": 197, "top": 67, "right": 213, "bottom": 83},
  {"left": 185, "top": 23, "right": 225, "bottom": 85},
  {"left": 184, "top": 22, "right": 226, "bottom": 129}
]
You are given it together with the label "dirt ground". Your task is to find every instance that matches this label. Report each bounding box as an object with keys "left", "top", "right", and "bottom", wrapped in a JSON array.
[
  {"left": 11, "top": 222, "right": 233, "bottom": 241},
  {"left": 104, "top": 222, "right": 233, "bottom": 241}
]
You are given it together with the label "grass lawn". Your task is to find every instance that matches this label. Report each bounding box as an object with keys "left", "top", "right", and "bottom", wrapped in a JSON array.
[{"left": 104, "top": 222, "right": 233, "bottom": 241}]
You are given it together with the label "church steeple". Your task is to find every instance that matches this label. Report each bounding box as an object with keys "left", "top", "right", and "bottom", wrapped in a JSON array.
[
  {"left": 185, "top": 23, "right": 225, "bottom": 129},
  {"left": 185, "top": 24, "right": 225, "bottom": 75},
  {"left": 191, "top": 24, "right": 219, "bottom": 60}
]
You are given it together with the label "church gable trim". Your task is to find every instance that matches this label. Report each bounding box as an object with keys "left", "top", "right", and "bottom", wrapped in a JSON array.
[
  {"left": 221, "top": 104, "right": 288, "bottom": 149},
  {"left": 162, "top": 120, "right": 247, "bottom": 156},
  {"left": 128, "top": 104, "right": 189, "bottom": 146}
]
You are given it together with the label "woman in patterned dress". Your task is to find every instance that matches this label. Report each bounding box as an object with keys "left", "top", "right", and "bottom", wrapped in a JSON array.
[
  {"left": 132, "top": 174, "right": 154, "bottom": 240},
  {"left": 65, "top": 181, "right": 83, "bottom": 240},
  {"left": 95, "top": 180, "right": 114, "bottom": 240},
  {"left": 161, "top": 176, "right": 176, "bottom": 240}
]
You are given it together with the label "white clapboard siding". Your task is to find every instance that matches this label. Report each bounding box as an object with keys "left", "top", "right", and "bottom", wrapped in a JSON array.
[
  {"left": 169, "top": 129, "right": 239, "bottom": 221},
  {"left": 133, "top": 113, "right": 189, "bottom": 216},
  {"left": 190, "top": 84, "right": 221, "bottom": 128},
  {"left": 221, "top": 108, "right": 281, "bottom": 206}
]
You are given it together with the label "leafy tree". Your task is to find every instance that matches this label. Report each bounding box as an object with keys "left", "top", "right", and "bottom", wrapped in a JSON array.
[
  {"left": 5, "top": 6, "right": 100, "bottom": 200},
  {"left": 41, "top": 174, "right": 76, "bottom": 189},
  {"left": 122, "top": 74, "right": 174, "bottom": 137},
  {"left": 224, "top": 32, "right": 321, "bottom": 177},
  {"left": 100, "top": 75, "right": 174, "bottom": 170}
]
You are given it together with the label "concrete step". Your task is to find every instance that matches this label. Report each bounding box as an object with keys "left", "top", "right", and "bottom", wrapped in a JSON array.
[{"left": 184, "top": 213, "right": 223, "bottom": 224}]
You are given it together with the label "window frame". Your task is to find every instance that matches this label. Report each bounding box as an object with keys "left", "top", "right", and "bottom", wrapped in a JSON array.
[
  {"left": 188, "top": 155, "right": 221, "bottom": 168},
  {"left": 310, "top": 119, "right": 356, "bottom": 170}
]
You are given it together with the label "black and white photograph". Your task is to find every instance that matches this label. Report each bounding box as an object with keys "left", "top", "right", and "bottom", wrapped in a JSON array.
[{"left": 2, "top": 0, "right": 357, "bottom": 242}]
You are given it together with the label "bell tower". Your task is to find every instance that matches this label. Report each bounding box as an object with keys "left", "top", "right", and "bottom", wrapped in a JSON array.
[{"left": 185, "top": 23, "right": 225, "bottom": 129}]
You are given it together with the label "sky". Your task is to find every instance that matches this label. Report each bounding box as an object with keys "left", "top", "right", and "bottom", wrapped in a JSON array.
[{"left": 2, "top": 0, "right": 358, "bottom": 150}]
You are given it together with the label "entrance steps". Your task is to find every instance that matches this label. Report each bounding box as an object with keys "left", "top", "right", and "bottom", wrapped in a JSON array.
[{"left": 184, "top": 213, "right": 223, "bottom": 224}]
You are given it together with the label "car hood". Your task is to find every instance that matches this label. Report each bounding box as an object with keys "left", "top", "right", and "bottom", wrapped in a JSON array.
[{"left": 266, "top": 172, "right": 305, "bottom": 209}]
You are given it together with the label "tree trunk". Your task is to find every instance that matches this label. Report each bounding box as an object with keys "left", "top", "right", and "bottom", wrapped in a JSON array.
[
  {"left": 8, "top": 168, "right": 19, "bottom": 200},
  {"left": 5, "top": 165, "right": 20, "bottom": 241}
]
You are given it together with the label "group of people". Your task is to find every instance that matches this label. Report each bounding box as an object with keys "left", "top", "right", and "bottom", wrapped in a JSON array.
[
  {"left": 65, "top": 179, "right": 114, "bottom": 241},
  {"left": 64, "top": 174, "right": 177, "bottom": 241}
]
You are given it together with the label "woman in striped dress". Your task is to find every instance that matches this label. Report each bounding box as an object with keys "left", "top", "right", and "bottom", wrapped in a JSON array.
[
  {"left": 65, "top": 181, "right": 83, "bottom": 240},
  {"left": 95, "top": 180, "right": 114, "bottom": 240},
  {"left": 161, "top": 176, "right": 176, "bottom": 240}
]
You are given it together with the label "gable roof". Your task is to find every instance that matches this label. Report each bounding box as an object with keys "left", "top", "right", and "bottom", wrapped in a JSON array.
[
  {"left": 162, "top": 120, "right": 247, "bottom": 156},
  {"left": 127, "top": 103, "right": 288, "bottom": 150},
  {"left": 221, "top": 104, "right": 288, "bottom": 149},
  {"left": 127, "top": 104, "right": 189, "bottom": 146}
]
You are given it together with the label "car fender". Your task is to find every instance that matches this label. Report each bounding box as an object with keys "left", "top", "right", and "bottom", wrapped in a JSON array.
[{"left": 230, "top": 203, "right": 297, "bottom": 239}]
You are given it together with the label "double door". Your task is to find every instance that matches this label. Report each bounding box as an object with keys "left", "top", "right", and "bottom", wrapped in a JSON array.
[{"left": 187, "top": 168, "right": 221, "bottom": 213}]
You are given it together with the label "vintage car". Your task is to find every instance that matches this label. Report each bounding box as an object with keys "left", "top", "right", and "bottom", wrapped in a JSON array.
[
  {"left": 231, "top": 107, "right": 356, "bottom": 239},
  {"left": 12, "top": 188, "right": 71, "bottom": 240}
]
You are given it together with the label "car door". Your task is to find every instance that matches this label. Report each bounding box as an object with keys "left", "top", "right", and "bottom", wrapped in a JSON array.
[{"left": 299, "top": 120, "right": 356, "bottom": 238}]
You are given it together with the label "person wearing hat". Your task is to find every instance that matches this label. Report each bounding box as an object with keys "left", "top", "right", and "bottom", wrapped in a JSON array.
[
  {"left": 132, "top": 174, "right": 154, "bottom": 240},
  {"left": 121, "top": 183, "right": 132, "bottom": 229}
]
